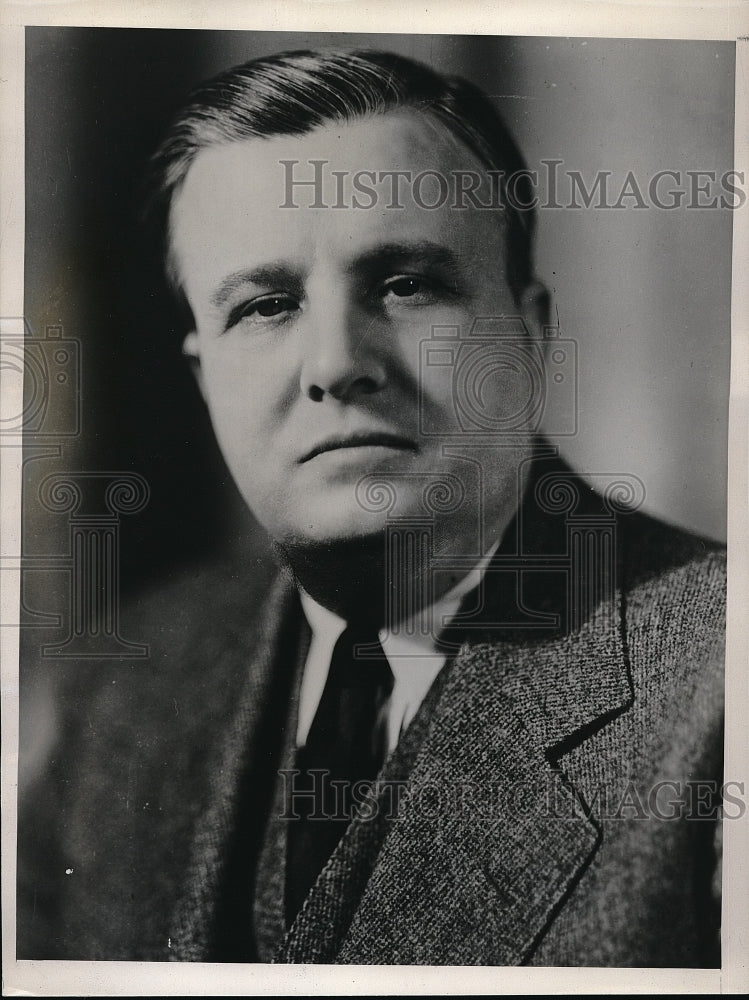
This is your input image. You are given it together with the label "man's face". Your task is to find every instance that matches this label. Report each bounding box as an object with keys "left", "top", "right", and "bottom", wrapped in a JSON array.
[{"left": 171, "top": 111, "right": 544, "bottom": 556}]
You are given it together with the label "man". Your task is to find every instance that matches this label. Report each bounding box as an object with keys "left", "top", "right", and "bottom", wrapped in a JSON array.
[{"left": 17, "top": 49, "right": 725, "bottom": 966}]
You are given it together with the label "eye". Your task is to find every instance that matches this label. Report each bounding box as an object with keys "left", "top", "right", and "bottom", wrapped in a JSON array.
[
  {"left": 385, "top": 276, "right": 428, "bottom": 297},
  {"left": 227, "top": 293, "right": 300, "bottom": 329},
  {"left": 381, "top": 275, "right": 433, "bottom": 298},
  {"left": 253, "top": 296, "right": 296, "bottom": 317},
  {"left": 379, "top": 274, "right": 444, "bottom": 307}
]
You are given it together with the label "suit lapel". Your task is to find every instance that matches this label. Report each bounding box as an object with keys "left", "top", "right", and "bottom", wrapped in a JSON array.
[{"left": 309, "top": 597, "right": 631, "bottom": 965}]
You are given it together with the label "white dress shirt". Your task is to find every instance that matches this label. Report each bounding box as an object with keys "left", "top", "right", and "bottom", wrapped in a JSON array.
[{"left": 296, "top": 543, "right": 500, "bottom": 754}]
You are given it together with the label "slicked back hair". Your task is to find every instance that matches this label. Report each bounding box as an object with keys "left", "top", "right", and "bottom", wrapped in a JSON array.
[{"left": 147, "top": 48, "right": 536, "bottom": 321}]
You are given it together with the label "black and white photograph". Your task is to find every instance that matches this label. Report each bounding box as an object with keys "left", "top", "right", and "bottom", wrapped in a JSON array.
[{"left": 2, "top": 2, "right": 747, "bottom": 994}]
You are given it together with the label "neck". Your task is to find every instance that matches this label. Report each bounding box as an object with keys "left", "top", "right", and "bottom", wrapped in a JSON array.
[
  {"left": 273, "top": 534, "right": 390, "bottom": 624},
  {"left": 273, "top": 514, "right": 512, "bottom": 628}
]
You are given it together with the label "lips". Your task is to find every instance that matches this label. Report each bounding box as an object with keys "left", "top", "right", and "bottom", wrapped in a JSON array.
[{"left": 299, "top": 431, "right": 418, "bottom": 463}]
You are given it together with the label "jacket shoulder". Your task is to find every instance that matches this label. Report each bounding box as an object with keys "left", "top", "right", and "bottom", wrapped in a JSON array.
[
  {"left": 621, "top": 507, "right": 725, "bottom": 582},
  {"left": 618, "top": 511, "right": 725, "bottom": 761},
  {"left": 619, "top": 510, "right": 726, "bottom": 652},
  {"left": 17, "top": 546, "right": 291, "bottom": 960}
]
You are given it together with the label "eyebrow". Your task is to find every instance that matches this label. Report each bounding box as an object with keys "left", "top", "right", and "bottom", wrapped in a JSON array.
[
  {"left": 208, "top": 240, "right": 464, "bottom": 309},
  {"left": 209, "top": 264, "right": 304, "bottom": 308},
  {"left": 354, "top": 240, "right": 462, "bottom": 275}
]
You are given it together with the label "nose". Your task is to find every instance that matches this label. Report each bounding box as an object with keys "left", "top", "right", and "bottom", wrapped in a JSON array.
[{"left": 299, "top": 298, "right": 387, "bottom": 403}]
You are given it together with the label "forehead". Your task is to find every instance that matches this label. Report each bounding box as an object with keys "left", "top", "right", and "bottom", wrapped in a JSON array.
[
  {"left": 177, "top": 108, "right": 487, "bottom": 199},
  {"left": 169, "top": 110, "right": 505, "bottom": 293}
]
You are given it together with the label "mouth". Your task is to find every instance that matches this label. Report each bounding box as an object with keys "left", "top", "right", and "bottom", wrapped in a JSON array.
[{"left": 299, "top": 432, "right": 419, "bottom": 464}]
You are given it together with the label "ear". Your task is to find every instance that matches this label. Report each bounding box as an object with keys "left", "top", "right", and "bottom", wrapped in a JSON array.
[
  {"left": 519, "top": 280, "right": 551, "bottom": 345},
  {"left": 182, "top": 331, "right": 206, "bottom": 400}
]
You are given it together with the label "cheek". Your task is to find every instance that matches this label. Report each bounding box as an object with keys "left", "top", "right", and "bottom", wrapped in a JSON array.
[
  {"left": 201, "top": 341, "right": 283, "bottom": 408},
  {"left": 198, "top": 352, "right": 277, "bottom": 459},
  {"left": 418, "top": 341, "right": 543, "bottom": 438}
]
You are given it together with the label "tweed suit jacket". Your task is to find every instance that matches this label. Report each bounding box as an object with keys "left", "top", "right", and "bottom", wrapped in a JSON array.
[{"left": 17, "top": 453, "right": 725, "bottom": 966}]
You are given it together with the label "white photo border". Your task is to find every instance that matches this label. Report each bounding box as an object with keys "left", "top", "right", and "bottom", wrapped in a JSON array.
[{"left": 2, "top": 2, "right": 747, "bottom": 995}]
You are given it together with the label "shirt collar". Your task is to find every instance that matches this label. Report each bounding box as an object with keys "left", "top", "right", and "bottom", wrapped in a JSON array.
[{"left": 299, "top": 539, "right": 500, "bottom": 657}]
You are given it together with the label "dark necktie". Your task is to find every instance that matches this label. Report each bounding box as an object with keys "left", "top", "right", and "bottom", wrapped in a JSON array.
[{"left": 285, "top": 623, "right": 394, "bottom": 925}]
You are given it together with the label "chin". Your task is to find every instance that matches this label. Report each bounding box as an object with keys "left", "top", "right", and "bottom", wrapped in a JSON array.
[
  {"left": 277, "top": 512, "right": 390, "bottom": 548},
  {"left": 270, "top": 485, "right": 400, "bottom": 540}
]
